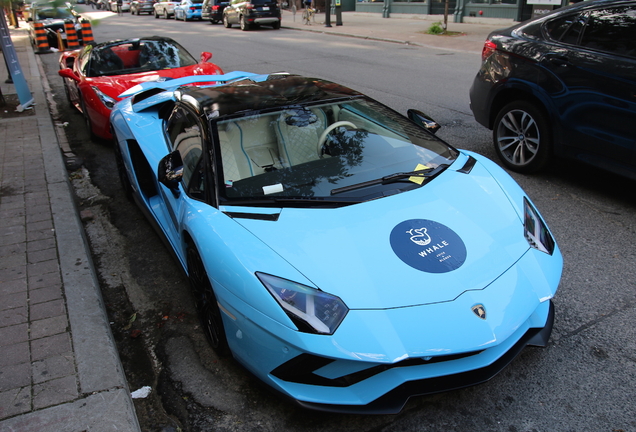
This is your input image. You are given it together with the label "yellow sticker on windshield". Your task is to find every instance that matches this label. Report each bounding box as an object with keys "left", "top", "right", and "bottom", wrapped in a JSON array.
[{"left": 409, "top": 164, "right": 430, "bottom": 185}]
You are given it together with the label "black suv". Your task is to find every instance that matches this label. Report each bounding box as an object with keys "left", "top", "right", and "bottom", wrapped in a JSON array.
[
  {"left": 222, "top": 0, "right": 280, "bottom": 30},
  {"left": 469, "top": 0, "right": 636, "bottom": 179},
  {"left": 202, "top": 0, "right": 229, "bottom": 24}
]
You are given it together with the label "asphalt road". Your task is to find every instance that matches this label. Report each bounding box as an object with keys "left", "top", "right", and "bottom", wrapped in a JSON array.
[{"left": 40, "top": 8, "right": 636, "bottom": 432}]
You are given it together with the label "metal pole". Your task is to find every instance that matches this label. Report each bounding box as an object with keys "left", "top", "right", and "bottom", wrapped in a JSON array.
[{"left": 325, "top": 0, "right": 331, "bottom": 27}]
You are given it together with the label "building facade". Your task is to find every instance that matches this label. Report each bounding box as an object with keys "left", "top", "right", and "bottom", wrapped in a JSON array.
[{"left": 347, "top": 0, "right": 570, "bottom": 22}]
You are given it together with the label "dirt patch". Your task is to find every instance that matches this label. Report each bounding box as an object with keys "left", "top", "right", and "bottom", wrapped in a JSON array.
[{"left": 0, "top": 93, "right": 35, "bottom": 119}]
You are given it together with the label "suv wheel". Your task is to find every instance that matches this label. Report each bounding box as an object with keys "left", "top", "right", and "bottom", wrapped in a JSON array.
[
  {"left": 240, "top": 15, "right": 249, "bottom": 31},
  {"left": 493, "top": 100, "right": 551, "bottom": 173},
  {"left": 223, "top": 14, "right": 231, "bottom": 28}
]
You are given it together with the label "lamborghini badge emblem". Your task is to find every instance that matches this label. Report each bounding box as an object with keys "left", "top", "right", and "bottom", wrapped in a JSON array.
[{"left": 472, "top": 304, "right": 486, "bottom": 320}]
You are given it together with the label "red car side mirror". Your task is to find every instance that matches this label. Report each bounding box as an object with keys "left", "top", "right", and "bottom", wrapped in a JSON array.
[
  {"left": 200, "top": 52, "right": 213, "bottom": 63},
  {"left": 58, "top": 68, "right": 81, "bottom": 82}
]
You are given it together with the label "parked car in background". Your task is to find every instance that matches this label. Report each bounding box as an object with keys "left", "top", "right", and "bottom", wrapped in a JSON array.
[
  {"left": 222, "top": 0, "right": 280, "bottom": 30},
  {"left": 174, "top": 0, "right": 203, "bottom": 20},
  {"left": 153, "top": 0, "right": 178, "bottom": 18},
  {"left": 27, "top": 3, "right": 82, "bottom": 50},
  {"left": 57, "top": 36, "right": 223, "bottom": 140},
  {"left": 109, "top": 0, "right": 131, "bottom": 11},
  {"left": 131, "top": 0, "right": 156, "bottom": 15},
  {"left": 110, "top": 71, "right": 562, "bottom": 413},
  {"left": 469, "top": 0, "right": 636, "bottom": 179},
  {"left": 94, "top": 0, "right": 109, "bottom": 10},
  {"left": 201, "top": 0, "right": 228, "bottom": 24}
]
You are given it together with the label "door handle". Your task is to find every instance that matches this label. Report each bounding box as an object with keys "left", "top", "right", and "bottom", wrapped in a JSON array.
[{"left": 547, "top": 56, "right": 572, "bottom": 67}]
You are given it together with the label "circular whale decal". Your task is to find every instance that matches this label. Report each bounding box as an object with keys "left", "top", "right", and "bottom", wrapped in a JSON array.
[{"left": 390, "top": 219, "right": 467, "bottom": 273}]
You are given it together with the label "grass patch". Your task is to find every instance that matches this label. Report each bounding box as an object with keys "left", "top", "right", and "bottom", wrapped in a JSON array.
[{"left": 424, "top": 21, "right": 465, "bottom": 36}]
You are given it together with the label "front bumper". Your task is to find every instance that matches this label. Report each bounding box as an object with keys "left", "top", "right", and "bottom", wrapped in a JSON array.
[
  {"left": 286, "top": 302, "right": 554, "bottom": 414},
  {"left": 219, "top": 243, "right": 561, "bottom": 413}
]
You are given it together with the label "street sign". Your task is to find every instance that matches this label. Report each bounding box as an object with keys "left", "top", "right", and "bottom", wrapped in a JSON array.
[{"left": 0, "top": 11, "right": 34, "bottom": 111}]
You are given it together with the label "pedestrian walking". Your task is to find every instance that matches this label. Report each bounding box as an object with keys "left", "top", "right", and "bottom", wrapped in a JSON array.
[{"left": 116, "top": 0, "right": 123, "bottom": 15}]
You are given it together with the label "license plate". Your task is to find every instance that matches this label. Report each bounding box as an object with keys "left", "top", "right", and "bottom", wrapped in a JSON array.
[{"left": 262, "top": 6, "right": 269, "bottom": 10}]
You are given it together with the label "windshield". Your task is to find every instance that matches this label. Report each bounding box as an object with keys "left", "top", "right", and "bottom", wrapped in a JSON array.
[
  {"left": 37, "top": 7, "right": 73, "bottom": 19},
  {"left": 215, "top": 98, "right": 458, "bottom": 204},
  {"left": 86, "top": 39, "right": 197, "bottom": 77}
]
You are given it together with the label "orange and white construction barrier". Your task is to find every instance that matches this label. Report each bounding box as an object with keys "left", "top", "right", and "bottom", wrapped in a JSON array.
[
  {"left": 64, "top": 19, "right": 80, "bottom": 50},
  {"left": 33, "top": 21, "right": 51, "bottom": 54},
  {"left": 80, "top": 19, "right": 94, "bottom": 45}
]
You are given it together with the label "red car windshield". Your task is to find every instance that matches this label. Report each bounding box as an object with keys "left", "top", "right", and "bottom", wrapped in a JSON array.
[{"left": 86, "top": 39, "right": 198, "bottom": 77}]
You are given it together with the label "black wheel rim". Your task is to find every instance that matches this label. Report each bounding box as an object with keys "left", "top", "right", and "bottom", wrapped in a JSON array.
[{"left": 80, "top": 99, "right": 92, "bottom": 136}]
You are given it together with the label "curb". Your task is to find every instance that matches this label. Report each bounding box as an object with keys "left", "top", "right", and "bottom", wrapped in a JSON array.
[{"left": 0, "top": 27, "right": 141, "bottom": 432}]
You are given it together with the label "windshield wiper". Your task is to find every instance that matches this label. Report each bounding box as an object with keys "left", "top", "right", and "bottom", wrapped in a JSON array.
[
  {"left": 330, "top": 164, "right": 449, "bottom": 195},
  {"left": 223, "top": 196, "right": 362, "bottom": 207}
]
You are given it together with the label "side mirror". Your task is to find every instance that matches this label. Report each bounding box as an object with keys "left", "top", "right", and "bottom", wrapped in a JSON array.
[
  {"left": 158, "top": 151, "right": 184, "bottom": 191},
  {"left": 407, "top": 109, "right": 441, "bottom": 134},
  {"left": 200, "top": 52, "right": 213, "bottom": 63},
  {"left": 58, "top": 68, "right": 81, "bottom": 82}
]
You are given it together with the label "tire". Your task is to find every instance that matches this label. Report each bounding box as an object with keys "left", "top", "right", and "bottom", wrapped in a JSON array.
[
  {"left": 493, "top": 100, "right": 551, "bottom": 173},
  {"left": 182, "top": 12, "right": 187, "bottom": 21},
  {"left": 240, "top": 15, "right": 249, "bottom": 31},
  {"left": 80, "top": 98, "right": 97, "bottom": 141},
  {"left": 223, "top": 14, "right": 231, "bottom": 28},
  {"left": 113, "top": 133, "right": 134, "bottom": 201},
  {"left": 154, "top": 8, "right": 159, "bottom": 18},
  {"left": 186, "top": 244, "right": 230, "bottom": 356},
  {"left": 211, "top": 18, "right": 219, "bottom": 24},
  {"left": 272, "top": 20, "right": 280, "bottom": 29},
  {"left": 62, "top": 79, "right": 72, "bottom": 103}
]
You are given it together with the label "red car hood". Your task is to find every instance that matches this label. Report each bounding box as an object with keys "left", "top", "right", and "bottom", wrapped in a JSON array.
[{"left": 86, "top": 63, "right": 222, "bottom": 100}]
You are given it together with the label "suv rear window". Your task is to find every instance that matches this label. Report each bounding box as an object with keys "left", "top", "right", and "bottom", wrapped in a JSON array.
[{"left": 544, "top": 13, "right": 585, "bottom": 44}]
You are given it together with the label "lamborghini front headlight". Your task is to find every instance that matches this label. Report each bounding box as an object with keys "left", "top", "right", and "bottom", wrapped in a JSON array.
[
  {"left": 257, "top": 272, "right": 348, "bottom": 335},
  {"left": 524, "top": 197, "right": 555, "bottom": 255}
]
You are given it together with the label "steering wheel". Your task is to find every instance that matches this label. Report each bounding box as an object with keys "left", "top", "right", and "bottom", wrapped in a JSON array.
[{"left": 317, "top": 121, "right": 357, "bottom": 157}]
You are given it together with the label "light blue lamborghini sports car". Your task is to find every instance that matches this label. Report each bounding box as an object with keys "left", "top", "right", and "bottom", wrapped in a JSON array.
[{"left": 110, "top": 72, "right": 563, "bottom": 414}]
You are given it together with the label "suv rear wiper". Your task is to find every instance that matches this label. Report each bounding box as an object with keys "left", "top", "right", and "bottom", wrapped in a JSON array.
[{"left": 330, "top": 164, "right": 449, "bottom": 195}]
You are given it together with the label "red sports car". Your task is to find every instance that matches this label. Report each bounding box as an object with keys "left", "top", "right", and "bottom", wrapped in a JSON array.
[{"left": 58, "top": 36, "right": 224, "bottom": 140}]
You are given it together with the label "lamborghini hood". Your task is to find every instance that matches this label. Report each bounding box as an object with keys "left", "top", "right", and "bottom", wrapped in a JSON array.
[{"left": 233, "top": 158, "right": 533, "bottom": 310}]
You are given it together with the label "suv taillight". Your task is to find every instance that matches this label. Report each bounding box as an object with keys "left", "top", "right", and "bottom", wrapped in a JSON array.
[{"left": 482, "top": 40, "right": 497, "bottom": 62}]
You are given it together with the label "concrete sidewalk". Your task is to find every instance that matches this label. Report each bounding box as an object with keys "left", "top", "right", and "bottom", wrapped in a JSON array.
[
  {"left": 0, "top": 27, "right": 141, "bottom": 432},
  {"left": 280, "top": 11, "right": 512, "bottom": 53}
]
